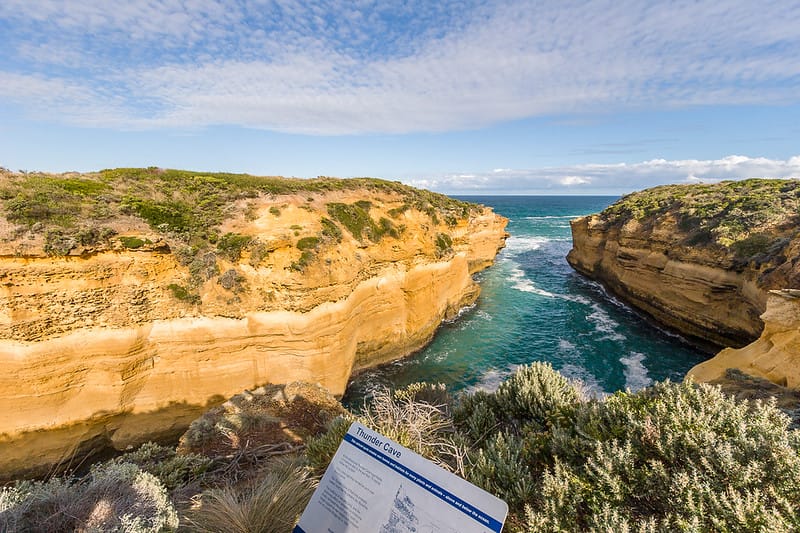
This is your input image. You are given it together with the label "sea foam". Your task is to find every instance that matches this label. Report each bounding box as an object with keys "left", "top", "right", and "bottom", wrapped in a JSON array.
[{"left": 620, "top": 352, "right": 653, "bottom": 391}]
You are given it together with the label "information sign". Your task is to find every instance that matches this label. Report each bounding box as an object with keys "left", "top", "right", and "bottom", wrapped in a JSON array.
[{"left": 294, "top": 421, "right": 508, "bottom": 532}]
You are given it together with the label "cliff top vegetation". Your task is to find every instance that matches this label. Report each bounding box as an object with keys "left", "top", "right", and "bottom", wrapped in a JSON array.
[
  {"left": 599, "top": 178, "right": 800, "bottom": 262},
  {"left": 3, "top": 365, "right": 798, "bottom": 532},
  {"left": 0, "top": 167, "right": 477, "bottom": 257}
]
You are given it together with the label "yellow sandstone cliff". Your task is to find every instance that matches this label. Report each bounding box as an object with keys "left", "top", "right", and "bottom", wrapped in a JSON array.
[
  {"left": 567, "top": 213, "right": 765, "bottom": 349},
  {"left": 0, "top": 170, "right": 507, "bottom": 480},
  {"left": 688, "top": 289, "right": 800, "bottom": 387},
  {"left": 567, "top": 180, "right": 800, "bottom": 350}
]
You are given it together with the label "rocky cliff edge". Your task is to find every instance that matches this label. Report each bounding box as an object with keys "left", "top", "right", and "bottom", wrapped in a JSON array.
[
  {"left": 567, "top": 179, "right": 800, "bottom": 350},
  {"left": 0, "top": 168, "right": 507, "bottom": 480}
]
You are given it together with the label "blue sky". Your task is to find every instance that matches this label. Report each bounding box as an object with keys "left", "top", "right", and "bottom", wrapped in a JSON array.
[{"left": 1, "top": 0, "right": 799, "bottom": 194}]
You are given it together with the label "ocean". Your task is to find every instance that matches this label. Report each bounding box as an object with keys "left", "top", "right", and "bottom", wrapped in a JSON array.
[{"left": 342, "top": 196, "right": 708, "bottom": 405}]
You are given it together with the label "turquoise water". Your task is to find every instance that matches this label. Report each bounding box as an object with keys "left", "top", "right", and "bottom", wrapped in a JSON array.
[{"left": 343, "top": 196, "right": 708, "bottom": 404}]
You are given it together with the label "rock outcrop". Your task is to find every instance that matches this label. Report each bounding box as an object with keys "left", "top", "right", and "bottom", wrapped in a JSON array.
[
  {"left": 688, "top": 290, "right": 800, "bottom": 389},
  {"left": 0, "top": 169, "right": 507, "bottom": 480},
  {"left": 567, "top": 179, "right": 800, "bottom": 350}
]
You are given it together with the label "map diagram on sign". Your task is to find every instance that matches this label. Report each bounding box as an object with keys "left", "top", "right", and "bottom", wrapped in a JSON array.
[{"left": 379, "top": 484, "right": 458, "bottom": 533}]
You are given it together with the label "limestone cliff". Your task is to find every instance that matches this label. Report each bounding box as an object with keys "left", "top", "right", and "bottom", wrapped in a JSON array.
[
  {"left": 688, "top": 290, "right": 800, "bottom": 388},
  {"left": 567, "top": 179, "right": 800, "bottom": 350},
  {"left": 0, "top": 168, "right": 507, "bottom": 480}
]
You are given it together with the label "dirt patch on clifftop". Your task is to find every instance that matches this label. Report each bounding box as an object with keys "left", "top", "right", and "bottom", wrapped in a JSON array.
[{"left": 177, "top": 381, "right": 348, "bottom": 461}]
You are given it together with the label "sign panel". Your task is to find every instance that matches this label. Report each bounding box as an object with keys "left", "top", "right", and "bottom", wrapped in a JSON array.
[{"left": 295, "top": 421, "right": 508, "bottom": 533}]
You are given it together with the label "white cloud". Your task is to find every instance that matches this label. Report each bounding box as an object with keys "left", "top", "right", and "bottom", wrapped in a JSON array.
[
  {"left": 408, "top": 155, "right": 800, "bottom": 194},
  {"left": 0, "top": 1, "right": 799, "bottom": 133}
]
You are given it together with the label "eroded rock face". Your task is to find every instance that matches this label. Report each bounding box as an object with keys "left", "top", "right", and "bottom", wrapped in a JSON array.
[
  {"left": 567, "top": 214, "right": 765, "bottom": 349},
  {"left": 0, "top": 189, "right": 507, "bottom": 480},
  {"left": 688, "top": 290, "right": 800, "bottom": 390}
]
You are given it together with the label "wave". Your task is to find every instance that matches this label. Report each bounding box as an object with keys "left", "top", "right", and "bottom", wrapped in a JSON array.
[
  {"left": 466, "top": 365, "right": 519, "bottom": 394},
  {"left": 559, "top": 363, "right": 606, "bottom": 398},
  {"left": 443, "top": 302, "right": 476, "bottom": 324},
  {"left": 620, "top": 352, "right": 653, "bottom": 391},
  {"left": 502, "top": 235, "right": 552, "bottom": 254},
  {"left": 558, "top": 339, "right": 576, "bottom": 351},
  {"left": 586, "top": 304, "right": 626, "bottom": 342},
  {"left": 509, "top": 265, "right": 558, "bottom": 297},
  {"left": 476, "top": 310, "right": 493, "bottom": 322}
]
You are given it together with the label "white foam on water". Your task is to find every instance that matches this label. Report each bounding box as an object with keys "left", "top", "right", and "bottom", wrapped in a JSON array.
[
  {"left": 620, "top": 352, "right": 653, "bottom": 391},
  {"left": 443, "top": 302, "right": 476, "bottom": 324},
  {"left": 503, "top": 235, "right": 552, "bottom": 254},
  {"left": 509, "top": 265, "right": 558, "bottom": 297},
  {"left": 559, "top": 364, "right": 606, "bottom": 398},
  {"left": 558, "top": 339, "right": 576, "bottom": 351},
  {"left": 466, "top": 364, "right": 522, "bottom": 394},
  {"left": 586, "top": 304, "right": 626, "bottom": 341},
  {"left": 476, "top": 310, "right": 493, "bottom": 321}
]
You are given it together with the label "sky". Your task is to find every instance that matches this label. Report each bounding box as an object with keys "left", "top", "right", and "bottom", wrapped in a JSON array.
[{"left": 1, "top": 0, "right": 799, "bottom": 195}]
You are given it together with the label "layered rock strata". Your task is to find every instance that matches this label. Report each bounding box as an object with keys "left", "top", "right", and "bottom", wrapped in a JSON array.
[
  {"left": 688, "top": 290, "right": 800, "bottom": 389},
  {"left": 0, "top": 171, "right": 507, "bottom": 480},
  {"left": 567, "top": 180, "right": 800, "bottom": 350}
]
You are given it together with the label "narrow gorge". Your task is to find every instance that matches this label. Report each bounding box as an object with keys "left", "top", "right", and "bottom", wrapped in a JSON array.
[
  {"left": 0, "top": 168, "right": 508, "bottom": 480},
  {"left": 567, "top": 179, "right": 800, "bottom": 387}
]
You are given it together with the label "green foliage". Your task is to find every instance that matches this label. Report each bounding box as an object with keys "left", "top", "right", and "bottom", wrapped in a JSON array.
[
  {"left": 320, "top": 216, "right": 343, "bottom": 242},
  {"left": 601, "top": 179, "right": 800, "bottom": 256},
  {"left": 43, "top": 230, "right": 77, "bottom": 256},
  {"left": 296, "top": 236, "right": 320, "bottom": 250},
  {"left": 449, "top": 364, "right": 800, "bottom": 531},
  {"left": 218, "top": 268, "right": 245, "bottom": 291},
  {"left": 1, "top": 168, "right": 479, "bottom": 258},
  {"left": 123, "top": 198, "right": 193, "bottom": 232},
  {"left": 305, "top": 416, "right": 355, "bottom": 475},
  {"left": 290, "top": 250, "right": 316, "bottom": 271},
  {"left": 435, "top": 233, "right": 453, "bottom": 258},
  {"left": 326, "top": 202, "right": 377, "bottom": 242},
  {"left": 104, "top": 442, "right": 212, "bottom": 492},
  {"left": 325, "top": 202, "right": 404, "bottom": 243},
  {"left": 0, "top": 461, "right": 178, "bottom": 532},
  {"left": 120, "top": 235, "right": 147, "bottom": 249},
  {"left": 167, "top": 283, "right": 201, "bottom": 304},
  {"left": 216, "top": 232, "right": 253, "bottom": 261}
]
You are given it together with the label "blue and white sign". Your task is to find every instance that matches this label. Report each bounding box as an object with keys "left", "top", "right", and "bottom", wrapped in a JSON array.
[{"left": 295, "top": 421, "right": 508, "bottom": 532}]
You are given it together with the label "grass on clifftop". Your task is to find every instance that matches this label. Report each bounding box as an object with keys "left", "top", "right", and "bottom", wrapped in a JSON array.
[
  {"left": 3, "top": 365, "right": 799, "bottom": 532},
  {"left": 600, "top": 178, "right": 800, "bottom": 260},
  {"left": 0, "top": 167, "right": 477, "bottom": 257}
]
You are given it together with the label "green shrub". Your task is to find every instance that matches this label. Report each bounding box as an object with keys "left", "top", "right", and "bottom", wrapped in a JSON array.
[
  {"left": 326, "top": 202, "right": 377, "bottom": 242},
  {"left": 0, "top": 462, "right": 178, "bottom": 532},
  {"left": 290, "top": 250, "right": 315, "bottom": 271},
  {"left": 120, "top": 236, "right": 147, "bottom": 249},
  {"left": 320, "top": 217, "right": 342, "bottom": 242},
  {"left": 124, "top": 198, "right": 192, "bottom": 232},
  {"left": 443, "top": 364, "right": 800, "bottom": 530},
  {"left": 218, "top": 268, "right": 245, "bottom": 291},
  {"left": 167, "top": 283, "right": 201, "bottom": 304},
  {"left": 305, "top": 416, "right": 355, "bottom": 475},
  {"left": 216, "top": 233, "right": 253, "bottom": 261},
  {"left": 104, "top": 442, "right": 212, "bottom": 492},
  {"left": 268, "top": 206, "right": 281, "bottom": 217},
  {"left": 435, "top": 232, "right": 453, "bottom": 258},
  {"left": 296, "top": 236, "right": 319, "bottom": 250},
  {"left": 731, "top": 233, "right": 776, "bottom": 259}
]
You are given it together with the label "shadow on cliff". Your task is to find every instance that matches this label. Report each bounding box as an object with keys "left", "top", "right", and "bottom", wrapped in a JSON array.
[{"left": 0, "top": 395, "right": 226, "bottom": 483}]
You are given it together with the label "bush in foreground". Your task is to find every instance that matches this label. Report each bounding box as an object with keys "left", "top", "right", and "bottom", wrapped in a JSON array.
[
  {"left": 0, "top": 462, "right": 178, "bottom": 532},
  {"left": 3, "top": 365, "right": 798, "bottom": 532}
]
